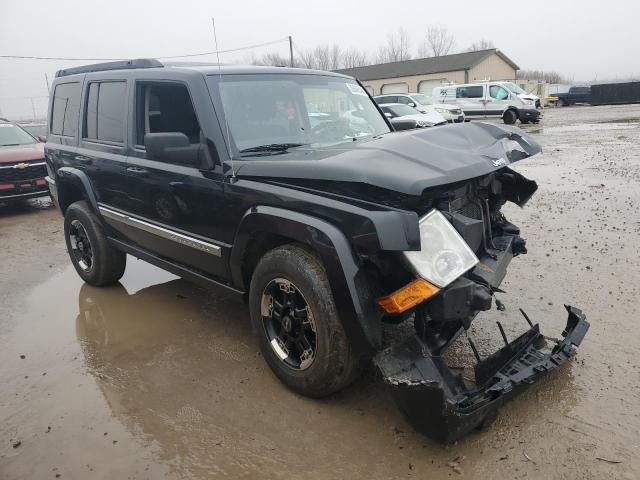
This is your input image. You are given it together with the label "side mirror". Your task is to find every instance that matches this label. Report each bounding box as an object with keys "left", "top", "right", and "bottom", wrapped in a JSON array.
[
  {"left": 36, "top": 135, "right": 47, "bottom": 143},
  {"left": 390, "top": 118, "right": 418, "bottom": 131},
  {"left": 384, "top": 112, "right": 393, "bottom": 119},
  {"left": 144, "top": 132, "right": 200, "bottom": 165},
  {"left": 408, "top": 102, "right": 416, "bottom": 107}
]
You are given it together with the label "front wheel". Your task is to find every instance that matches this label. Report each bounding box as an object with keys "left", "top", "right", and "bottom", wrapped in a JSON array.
[
  {"left": 249, "top": 244, "right": 361, "bottom": 397},
  {"left": 503, "top": 109, "right": 517, "bottom": 125},
  {"left": 64, "top": 201, "right": 126, "bottom": 286}
]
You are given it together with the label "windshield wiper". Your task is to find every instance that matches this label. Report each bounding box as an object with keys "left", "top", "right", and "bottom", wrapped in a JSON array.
[{"left": 239, "top": 143, "right": 307, "bottom": 155}]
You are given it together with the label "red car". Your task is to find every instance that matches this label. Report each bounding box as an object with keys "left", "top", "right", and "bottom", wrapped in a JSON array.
[{"left": 0, "top": 119, "right": 49, "bottom": 202}]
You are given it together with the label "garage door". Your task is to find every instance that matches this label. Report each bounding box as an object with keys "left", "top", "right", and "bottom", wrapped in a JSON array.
[
  {"left": 418, "top": 79, "right": 447, "bottom": 94},
  {"left": 381, "top": 82, "right": 409, "bottom": 94}
]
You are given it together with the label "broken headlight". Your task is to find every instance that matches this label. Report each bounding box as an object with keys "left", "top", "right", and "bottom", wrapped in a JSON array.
[{"left": 404, "top": 210, "right": 479, "bottom": 288}]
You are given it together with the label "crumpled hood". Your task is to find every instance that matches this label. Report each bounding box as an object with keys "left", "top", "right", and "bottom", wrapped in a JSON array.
[{"left": 232, "top": 122, "right": 541, "bottom": 196}]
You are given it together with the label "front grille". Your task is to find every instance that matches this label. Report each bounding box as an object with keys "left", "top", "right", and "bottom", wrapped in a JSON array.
[
  {"left": 438, "top": 186, "right": 485, "bottom": 220},
  {"left": 0, "top": 162, "right": 46, "bottom": 182},
  {"left": 457, "top": 201, "right": 482, "bottom": 219}
]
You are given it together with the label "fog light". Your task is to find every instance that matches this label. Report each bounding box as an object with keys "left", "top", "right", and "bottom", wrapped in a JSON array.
[{"left": 376, "top": 279, "right": 439, "bottom": 314}]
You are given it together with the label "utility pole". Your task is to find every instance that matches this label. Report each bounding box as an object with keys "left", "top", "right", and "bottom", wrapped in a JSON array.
[{"left": 289, "top": 35, "right": 294, "bottom": 68}]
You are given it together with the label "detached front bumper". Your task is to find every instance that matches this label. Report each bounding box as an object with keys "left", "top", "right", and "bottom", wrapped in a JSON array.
[{"left": 374, "top": 305, "right": 589, "bottom": 443}]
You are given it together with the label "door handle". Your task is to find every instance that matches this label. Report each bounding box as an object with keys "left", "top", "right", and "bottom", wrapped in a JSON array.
[
  {"left": 75, "top": 155, "right": 92, "bottom": 165},
  {"left": 126, "top": 166, "right": 149, "bottom": 176}
]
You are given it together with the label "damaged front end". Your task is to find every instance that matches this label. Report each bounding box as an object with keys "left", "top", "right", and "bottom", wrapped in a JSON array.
[
  {"left": 375, "top": 305, "right": 589, "bottom": 443},
  {"left": 372, "top": 163, "right": 590, "bottom": 443}
]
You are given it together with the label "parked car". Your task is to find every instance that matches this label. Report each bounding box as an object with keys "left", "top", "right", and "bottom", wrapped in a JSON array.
[
  {"left": 379, "top": 103, "right": 447, "bottom": 128},
  {"left": 549, "top": 86, "right": 592, "bottom": 106},
  {"left": 495, "top": 82, "right": 541, "bottom": 108},
  {"left": 433, "top": 82, "right": 542, "bottom": 124},
  {"left": 374, "top": 93, "right": 465, "bottom": 123},
  {"left": 46, "top": 59, "right": 588, "bottom": 443},
  {"left": 0, "top": 119, "right": 49, "bottom": 202},
  {"left": 20, "top": 122, "right": 48, "bottom": 142}
]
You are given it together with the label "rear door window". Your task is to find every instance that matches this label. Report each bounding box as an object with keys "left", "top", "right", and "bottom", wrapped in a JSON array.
[
  {"left": 50, "top": 82, "right": 82, "bottom": 136},
  {"left": 84, "top": 81, "right": 126, "bottom": 144},
  {"left": 456, "top": 86, "right": 484, "bottom": 99}
]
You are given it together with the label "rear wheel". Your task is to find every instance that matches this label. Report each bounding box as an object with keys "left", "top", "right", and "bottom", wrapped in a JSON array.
[
  {"left": 556, "top": 98, "right": 565, "bottom": 107},
  {"left": 249, "top": 244, "right": 360, "bottom": 397},
  {"left": 503, "top": 109, "right": 517, "bottom": 125},
  {"left": 64, "top": 201, "right": 126, "bottom": 286}
]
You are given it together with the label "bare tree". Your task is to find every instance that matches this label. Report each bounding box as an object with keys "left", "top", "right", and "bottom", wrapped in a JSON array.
[
  {"left": 313, "top": 45, "right": 332, "bottom": 70},
  {"left": 419, "top": 25, "right": 456, "bottom": 57},
  {"left": 342, "top": 48, "right": 369, "bottom": 69},
  {"left": 296, "top": 49, "right": 318, "bottom": 69},
  {"left": 329, "top": 44, "right": 342, "bottom": 70},
  {"left": 466, "top": 39, "right": 495, "bottom": 52},
  {"left": 375, "top": 28, "right": 412, "bottom": 63},
  {"left": 517, "top": 69, "right": 565, "bottom": 84},
  {"left": 294, "top": 44, "right": 346, "bottom": 71},
  {"left": 252, "top": 52, "right": 289, "bottom": 67}
]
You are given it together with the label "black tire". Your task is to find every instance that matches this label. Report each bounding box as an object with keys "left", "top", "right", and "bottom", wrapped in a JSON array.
[
  {"left": 64, "top": 200, "right": 126, "bottom": 286},
  {"left": 556, "top": 98, "right": 565, "bottom": 107},
  {"left": 249, "top": 244, "right": 360, "bottom": 397},
  {"left": 503, "top": 109, "right": 517, "bottom": 125}
]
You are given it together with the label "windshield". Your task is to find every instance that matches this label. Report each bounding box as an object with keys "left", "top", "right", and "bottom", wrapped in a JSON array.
[
  {"left": 22, "top": 125, "right": 47, "bottom": 137},
  {"left": 504, "top": 82, "right": 526, "bottom": 95},
  {"left": 208, "top": 74, "right": 391, "bottom": 154},
  {"left": 388, "top": 104, "right": 420, "bottom": 117},
  {"left": 411, "top": 94, "right": 433, "bottom": 105},
  {"left": 0, "top": 123, "right": 37, "bottom": 147}
]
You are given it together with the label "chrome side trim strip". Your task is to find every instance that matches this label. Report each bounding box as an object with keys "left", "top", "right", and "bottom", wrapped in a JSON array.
[
  {"left": 0, "top": 161, "right": 46, "bottom": 169},
  {"left": 98, "top": 206, "right": 222, "bottom": 257},
  {"left": 0, "top": 190, "right": 49, "bottom": 200}
]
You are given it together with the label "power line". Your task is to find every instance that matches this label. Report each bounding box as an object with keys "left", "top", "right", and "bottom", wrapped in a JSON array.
[{"left": 0, "top": 37, "right": 289, "bottom": 62}]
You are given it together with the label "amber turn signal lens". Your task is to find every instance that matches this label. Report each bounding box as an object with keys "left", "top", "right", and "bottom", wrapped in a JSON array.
[{"left": 376, "top": 279, "right": 439, "bottom": 315}]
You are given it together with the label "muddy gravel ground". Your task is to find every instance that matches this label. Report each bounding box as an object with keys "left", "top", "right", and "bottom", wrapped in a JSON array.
[{"left": 1, "top": 105, "right": 639, "bottom": 479}]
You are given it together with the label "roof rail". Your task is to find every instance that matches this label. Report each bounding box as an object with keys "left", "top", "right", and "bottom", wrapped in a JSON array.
[{"left": 55, "top": 58, "right": 163, "bottom": 78}]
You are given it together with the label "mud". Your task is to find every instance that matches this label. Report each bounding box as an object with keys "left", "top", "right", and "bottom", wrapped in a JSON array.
[{"left": 2, "top": 105, "right": 640, "bottom": 479}]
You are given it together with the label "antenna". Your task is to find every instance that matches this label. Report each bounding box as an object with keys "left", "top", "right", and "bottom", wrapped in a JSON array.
[{"left": 211, "top": 17, "right": 235, "bottom": 179}]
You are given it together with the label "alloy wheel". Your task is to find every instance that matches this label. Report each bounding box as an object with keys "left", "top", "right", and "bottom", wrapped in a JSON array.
[
  {"left": 69, "top": 219, "right": 94, "bottom": 272},
  {"left": 260, "top": 278, "right": 317, "bottom": 370}
]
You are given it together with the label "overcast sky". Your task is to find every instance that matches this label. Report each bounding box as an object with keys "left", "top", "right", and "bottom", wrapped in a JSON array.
[{"left": 1, "top": 0, "right": 638, "bottom": 119}]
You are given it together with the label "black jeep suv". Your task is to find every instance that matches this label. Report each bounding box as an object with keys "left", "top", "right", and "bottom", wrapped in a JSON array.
[{"left": 45, "top": 59, "right": 588, "bottom": 443}]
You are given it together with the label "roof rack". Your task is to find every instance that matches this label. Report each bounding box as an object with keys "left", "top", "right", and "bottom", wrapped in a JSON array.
[{"left": 55, "top": 58, "right": 163, "bottom": 78}]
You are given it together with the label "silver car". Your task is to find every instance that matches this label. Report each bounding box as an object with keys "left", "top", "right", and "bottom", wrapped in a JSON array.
[{"left": 374, "top": 93, "right": 465, "bottom": 123}]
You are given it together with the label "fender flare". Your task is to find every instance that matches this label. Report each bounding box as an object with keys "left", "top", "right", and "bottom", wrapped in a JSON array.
[
  {"left": 230, "top": 205, "right": 383, "bottom": 352},
  {"left": 56, "top": 166, "right": 99, "bottom": 213}
]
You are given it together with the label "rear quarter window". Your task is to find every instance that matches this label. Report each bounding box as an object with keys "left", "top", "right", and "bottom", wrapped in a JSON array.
[{"left": 50, "top": 82, "right": 82, "bottom": 136}]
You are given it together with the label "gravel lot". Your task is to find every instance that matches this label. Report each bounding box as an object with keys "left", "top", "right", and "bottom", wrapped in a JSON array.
[{"left": 1, "top": 105, "right": 639, "bottom": 479}]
